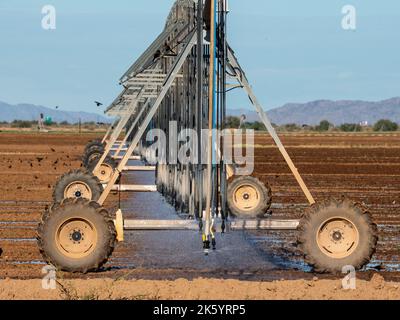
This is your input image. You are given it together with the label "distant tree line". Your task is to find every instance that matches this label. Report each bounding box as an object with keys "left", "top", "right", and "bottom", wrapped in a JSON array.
[
  {"left": 0, "top": 120, "right": 109, "bottom": 129},
  {"left": 224, "top": 116, "right": 399, "bottom": 132},
  {"left": 2, "top": 117, "right": 399, "bottom": 133}
]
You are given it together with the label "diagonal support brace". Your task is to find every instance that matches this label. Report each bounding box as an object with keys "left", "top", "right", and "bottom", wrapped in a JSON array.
[{"left": 227, "top": 47, "right": 316, "bottom": 205}]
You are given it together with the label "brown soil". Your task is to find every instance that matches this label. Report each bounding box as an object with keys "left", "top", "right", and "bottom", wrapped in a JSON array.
[
  {"left": 1, "top": 273, "right": 399, "bottom": 300},
  {"left": 0, "top": 132, "right": 399, "bottom": 299},
  {"left": 247, "top": 134, "right": 400, "bottom": 274},
  {"left": 0, "top": 133, "right": 123, "bottom": 278}
]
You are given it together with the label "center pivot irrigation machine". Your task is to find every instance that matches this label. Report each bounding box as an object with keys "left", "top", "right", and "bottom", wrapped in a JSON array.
[{"left": 37, "top": 0, "right": 378, "bottom": 274}]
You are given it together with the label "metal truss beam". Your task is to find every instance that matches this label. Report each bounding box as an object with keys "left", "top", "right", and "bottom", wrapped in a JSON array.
[
  {"left": 98, "top": 30, "right": 198, "bottom": 205},
  {"left": 122, "top": 218, "right": 299, "bottom": 231}
]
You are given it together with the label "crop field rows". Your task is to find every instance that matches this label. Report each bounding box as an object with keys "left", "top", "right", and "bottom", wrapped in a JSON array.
[{"left": 0, "top": 133, "right": 399, "bottom": 280}]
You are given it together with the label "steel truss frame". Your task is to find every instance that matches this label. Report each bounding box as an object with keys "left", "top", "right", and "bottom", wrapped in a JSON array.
[
  {"left": 37, "top": 1, "right": 376, "bottom": 276},
  {"left": 89, "top": 0, "right": 316, "bottom": 237}
]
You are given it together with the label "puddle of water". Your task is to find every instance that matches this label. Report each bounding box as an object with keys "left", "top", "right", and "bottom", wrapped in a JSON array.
[
  {"left": 246, "top": 225, "right": 400, "bottom": 273},
  {"left": 366, "top": 260, "right": 400, "bottom": 272},
  {"left": 6, "top": 260, "right": 45, "bottom": 266},
  {"left": 271, "top": 257, "right": 313, "bottom": 273}
]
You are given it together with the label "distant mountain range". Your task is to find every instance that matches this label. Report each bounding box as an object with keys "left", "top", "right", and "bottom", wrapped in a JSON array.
[
  {"left": 229, "top": 97, "right": 400, "bottom": 126},
  {"left": 0, "top": 101, "right": 112, "bottom": 124},
  {"left": 1, "top": 97, "right": 399, "bottom": 126}
]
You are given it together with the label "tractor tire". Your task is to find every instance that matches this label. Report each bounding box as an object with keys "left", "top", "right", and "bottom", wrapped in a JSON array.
[
  {"left": 227, "top": 176, "right": 272, "bottom": 218},
  {"left": 53, "top": 169, "right": 103, "bottom": 203},
  {"left": 297, "top": 198, "right": 378, "bottom": 273},
  {"left": 87, "top": 155, "right": 117, "bottom": 184},
  {"left": 82, "top": 145, "right": 104, "bottom": 168},
  {"left": 85, "top": 139, "right": 105, "bottom": 152},
  {"left": 37, "top": 198, "right": 116, "bottom": 273}
]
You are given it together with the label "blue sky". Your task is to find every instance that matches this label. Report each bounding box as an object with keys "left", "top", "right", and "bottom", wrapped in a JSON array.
[{"left": 0, "top": 0, "right": 399, "bottom": 114}]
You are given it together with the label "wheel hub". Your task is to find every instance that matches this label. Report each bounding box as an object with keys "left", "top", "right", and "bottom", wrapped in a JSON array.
[
  {"left": 332, "top": 230, "right": 343, "bottom": 242},
  {"left": 71, "top": 230, "right": 83, "bottom": 242},
  {"left": 316, "top": 217, "right": 359, "bottom": 259},
  {"left": 56, "top": 218, "right": 97, "bottom": 258},
  {"left": 93, "top": 163, "right": 114, "bottom": 184},
  {"left": 233, "top": 185, "right": 260, "bottom": 211},
  {"left": 65, "top": 181, "right": 92, "bottom": 200}
]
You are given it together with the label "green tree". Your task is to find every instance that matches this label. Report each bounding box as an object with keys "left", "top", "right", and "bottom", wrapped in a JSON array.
[
  {"left": 11, "top": 120, "right": 33, "bottom": 128},
  {"left": 340, "top": 123, "right": 362, "bottom": 132},
  {"left": 225, "top": 116, "right": 241, "bottom": 129},
  {"left": 373, "top": 119, "right": 398, "bottom": 132},
  {"left": 282, "top": 123, "right": 301, "bottom": 132},
  {"left": 315, "top": 120, "right": 333, "bottom": 132},
  {"left": 245, "top": 121, "right": 266, "bottom": 131}
]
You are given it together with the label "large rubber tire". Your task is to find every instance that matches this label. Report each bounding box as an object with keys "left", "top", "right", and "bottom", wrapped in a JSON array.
[
  {"left": 53, "top": 169, "right": 103, "bottom": 203},
  {"left": 37, "top": 198, "right": 116, "bottom": 273},
  {"left": 227, "top": 176, "right": 272, "bottom": 218},
  {"left": 87, "top": 155, "right": 117, "bottom": 184},
  {"left": 82, "top": 145, "right": 105, "bottom": 168},
  {"left": 85, "top": 139, "right": 105, "bottom": 152},
  {"left": 298, "top": 199, "right": 378, "bottom": 273}
]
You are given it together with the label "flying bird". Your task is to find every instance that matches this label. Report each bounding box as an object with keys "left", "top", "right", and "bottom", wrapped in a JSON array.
[{"left": 94, "top": 101, "right": 103, "bottom": 107}]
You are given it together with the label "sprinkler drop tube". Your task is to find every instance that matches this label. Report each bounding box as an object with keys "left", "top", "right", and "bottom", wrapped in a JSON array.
[{"left": 204, "top": 0, "right": 218, "bottom": 251}]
